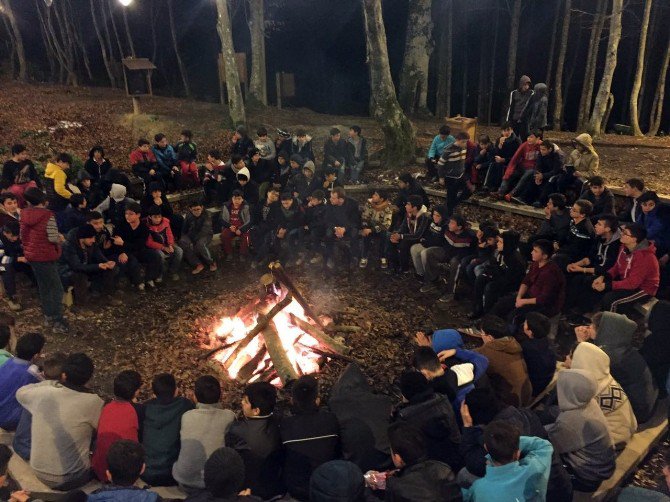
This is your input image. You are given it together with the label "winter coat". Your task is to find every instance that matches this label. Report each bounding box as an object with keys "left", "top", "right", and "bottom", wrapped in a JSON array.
[
  {"left": 596, "top": 312, "right": 658, "bottom": 423},
  {"left": 619, "top": 195, "right": 644, "bottom": 224},
  {"left": 60, "top": 206, "right": 88, "bottom": 235},
  {"left": 437, "top": 143, "right": 467, "bottom": 180},
  {"left": 507, "top": 75, "right": 534, "bottom": 122},
  {"left": 394, "top": 390, "right": 462, "bottom": 471},
  {"left": 504, "top": 141, "right": 541, "bottom": 179},
  {"left": 394, "top": 181, "right": 430, "bottom": 210},
  {"left": 385, "top": 460, "right": 462, "bottom": 502},
  {"left": 476, "top": 337, "right": 533, "bottom": 407},
  {"left": 182, "top": 211, "right": 213, "bottom": 243},
  {"left": 546, "top": 369, "right": 616, "bottom": 484},
  {"left": 142, "top": 396, "right": 195, "bottom": 483},
  {"left": 0, "top": 205, "right": 19, "bottom": 229},
  {"left": 494, "top": 134, "right": 522, "bottom": 166},
  {"left": 175, "top": 140, "right": 197, "bottom": 163},
  {"left": 246, "top": 158, "right": 273, "bottom": 185},
  {"left": 462, "top": 436, "right": 553, "bottom": 502},
  {"left": 231, "top": 136, "right": 255, "bottom": 158},
  {"left": 641, "top": 205, "right": 670, "bottom": 256},
  {"left": 571, "top": 342, "right": 637, "bottom": 446},
  {"left": 420, "top": 220, "right": 447, "bottom": 249},
  {"left": 221, "top": 201, "right": 252, "bottom": 233},
  {"left": 304, "top": 202, "right": 328, "bottom": 234},
  {"left": 482, "top": 249, "right": 526, "bottom": 293},
  {"left": 58, "top": 231, "right": 107, "bottom": 277},
  {"left": 582, "top": 187, "right": 615, "bottom": 220},
  {"left": 328, "top": 363, "right": 393, "bottom": 469},
  {"left": 428, "top": 134, "right": 456, "bottom": 159},
  {"left": 324, "top": 198, "right": 360, "bottom": 237},
  {"left": 443, "top": 227, "right": 478, "bottom": 261},
  {"left": 568, "top": 133, "right": 599, "bottom": 178},
  {"left": 115, "top": 220, "right": 150, "bottom": 256},
  {"left": 396, "top": 206, "right": 430, "bottom": 244},
  {"left": 347, "top": 135, "right": 369, "bottom": 163},
  {"left": 361, "top": 200, "right": 394, "bottom": 234},
  {"left": 521, "top": 337, "right": 557, "bottom": 397},
  {"left": 588, "top": 230, "right": 621, "bottom": 275},
  {"left": 520, "top": 261, "right": 566, "bottom": 317},
  {"left": 152, "top": 145, "right": 178, "bottom": 177},
  {"left": 96, "top": 184, "right": 135, "bottom": 227},
  {"left": 84, "top": 158, "right": 112, "bottom": 183},
  {"left": 536, "top": 151, "right": 564, "bottom": 178},
  {"left": 524, "top": 83, "right": 549, "bottom": 131},
  {"left": 537, "top": 210, "right": 571, "bottom": 242},
  {"left": 254, "top": 137, "right": 276, "bottom": 160},
  {"left": 44, "top": 162, "right": 72, "bottom": 212},
  {"left": 146, "top": 217, "right": 175, "bottom": 250},
  {"left": 1, "top": 159, "right": 41, "bottom": 190},
  {"left": 558, "top": 218, "right": 595, "bottom": 261},
  {"left": 20, "top": 206, "right": 61, "bottom": 262},
  {"left": 289, "top": 135, "right": 315, "bottom": 162},
  {"left": 641, "top": 301, "right": 670, "bottom": 391},
  {"left": 130, "top": 148, "right": 158, "bottom": 179},
  {"left": 607, "top": 240, "right": 660, "bottom": 296},
  {"left": 268, "top": 200, "right": 304, "bottom": 233},
  {"left": 141, "top": 194, "right": 175, "bottom": 219},
  {"left": 323, "top": 138, "right": 352, "bottom": 169},
  {"left": 226, "top": 415, "right": 284, "bottom": 500},
  {"left": 88, "top": 485, "right": 160, "bottom": 502}
]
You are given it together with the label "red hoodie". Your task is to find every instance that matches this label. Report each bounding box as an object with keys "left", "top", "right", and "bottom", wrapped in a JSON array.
[
  {"left": 146, "top": 217, "right": 174, "bottom": 249},
  {"left": 607, "top": 241, "right": 660, "bottom": 296},
  {"left": 503, "top": 141, "right": 541, "bottom": 180}
]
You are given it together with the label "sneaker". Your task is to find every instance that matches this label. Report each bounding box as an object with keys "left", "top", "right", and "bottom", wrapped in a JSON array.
[
  {"left": 209, "top": 262, "right": 218, "bottom": 272},
  {"left": 63, "top": 286, "right": 74, "bottom": 308},
  {"left": 380, "top": 258, "right": 388, "bottom": 269},
  {"left": 171, "top": 273, "right": 180, "bottom": 281},
  {"left": 359, "top": 258, "right": 368, "bottom": 268},
  {"left": 5, "top": 297, "right": 21, "bottom": 311},
  {"left": 438, "top": 293, "right": 455, "bottom": 303},
  {"left": 52, "top": 321, "right": 69, "bottom": 334},
  {"left": 504, "top": 193, "right": 512, "bottom": 202},
  {"left": 137, "top": 283, "right": 145, "bottom": 291},
  {"left": 146, "top": 280, "right": 156, "bottom": 290},
  {"left": 419, "top": 282, "right": 439, "bottom": 294},
  {"left": 192, "top": 264, "right": 205, "bottom": 275},
  {"left": 155, "top": 277, "right": 163, "bottom": 284}
]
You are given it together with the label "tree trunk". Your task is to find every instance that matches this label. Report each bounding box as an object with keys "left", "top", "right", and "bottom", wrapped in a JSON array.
[
  {"left": 552, "top": 0, "right": 571, "bottom": 130},
  {"left": 66, "top": 0, "right": 94, "bottom": 82},
  {"left": 435, "top": 0, "right": 452, "bottom": 118},
  {"left": 577, "top": 0, "right": 607, "bottom": 130},
  {"left": 587, "top": 0, "right": 623, "bottom": 136},
  {"left": 487, "top": 4, "right": 500, "bottom": 125},
  {"left": 1, "top": 13, "right": 17, "bottom": 77},
  {"left": 362, "top": 0, "right": 416, "bottom": 168},
  {"left": 545, "top": 0, "right": 562, "bottom": 85},
  {"left": 167, "top": 0, "right": 191, "bottom": 97},
  {"left": 397, "top": 0, "right": 433, "bottom": 115},
  {"left": 35, "top": 0, "right": 58, "bottom": 80},
  {"left": 505, "top": 0, "right": 522, "bottom": 93},
  {"left": 106, "top": 0, "right": 125, "bottom": 58},
  {"left": 647, "top": 29, "right": 670, "bottom": 136},
  {"left": 122, "top": 7, "right": 135, "bottom": 57},
  {"left": 90, "top": 0, "right": 116, "bottom": 86},
  {"left": 0, "top": 0, "right": 27, "bottom": 81},
  {"left": 45, "top": 0, "right": 78, "bottom": 86},
  {"left": 215, "top": 0, "right": 246, "bottom": 126},
  {"left": 629, "top": 0, "right": 653, "bottom": 136},
  {"left": 248, "top": 0, "right": 267, "bottom": 106}
]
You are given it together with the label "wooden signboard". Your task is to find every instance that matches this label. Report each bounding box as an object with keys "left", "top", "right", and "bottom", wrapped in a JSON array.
[{"left": 218, "top": 53, "right": 248, "bottom": 84}]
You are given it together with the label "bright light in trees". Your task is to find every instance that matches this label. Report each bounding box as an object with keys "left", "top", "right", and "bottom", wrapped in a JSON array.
[
  {"left": 43, "top": 0, "right": 53, "bottom": 6},
  {"left": 118, "top": 0, "right": 133, "bottom": 6}
]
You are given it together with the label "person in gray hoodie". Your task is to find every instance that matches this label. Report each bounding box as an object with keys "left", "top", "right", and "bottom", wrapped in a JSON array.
[
  {"left": 593, "top": 311, "right": 658, "bottom": 423},
  {"left": 524, "top": 83, "right": 549, "bottom": 133},
  {"left": 546, "top": 369, "right": 615, "bottom": 493},
  {"left": 506, "top": 75, "right": 534, "bottom": 139}
]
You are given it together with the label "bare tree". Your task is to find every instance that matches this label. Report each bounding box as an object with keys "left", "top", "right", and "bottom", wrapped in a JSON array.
[
  {"left": 0, "top": 0, "right": 27, "bottom": 81},
  {"left": 588, "top": 0, "right": 624, "bottom": 135},
  {"left": 37, "top": 0, "right": 78, "bottom": 85},
  {"left": 167, "top": 0, "right": 191, "bottom": 97},
  {"left": 121, "top": 6, "right": 135, "bottom": 57},
  {"left": 577, "top": 0, "right": 607, "bottom": 130},
  {"left": 505, "top": 0, "right": 522, "bottom": 96},
  {"left": 545, "top": 0, "right": 562, "bottom": 84},
  {"left": 107, "top": 0, "right": 127, "bottom": 58},
  {"left": 362, "top": 0, "right": 415, "bottom": 168},
  {"left": 398, "top": 0, "right": 433, "bottom": 115},
  {"left": 90, "top": 0, "right": 116, "bottom": 86},
  {"left": 552, "top": 0, "right": 571, "bottom": 130},
  {"left": 487, "top": 5, "right": 501, "bottom": 124},
  {"left": 435, "top": 0, "right": 452, "bottom": 118},
  {"left": 247, "top": 0, "right": 268, "bottom": 106},
  {"left": 630, "top": 0, "right": 653, "bottom": 136},
  {"left": 647, "top": 28, "right": 670, "bottom": 136},
  {"left": 215, "top": 0, "right": 246, "bottom": 126}
]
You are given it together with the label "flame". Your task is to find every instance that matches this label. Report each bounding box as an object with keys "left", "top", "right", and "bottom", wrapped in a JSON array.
[{"left": 211, "top": 297, "right": 322, "bottom": 384}]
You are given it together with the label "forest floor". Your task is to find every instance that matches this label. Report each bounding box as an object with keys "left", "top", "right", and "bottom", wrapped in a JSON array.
[{"left": 2, "top": 80, "right": 669, "bottom": 490}]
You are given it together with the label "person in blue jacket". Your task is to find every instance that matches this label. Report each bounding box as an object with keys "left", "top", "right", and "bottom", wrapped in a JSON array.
[
  {"left": 425, "top": 125, "right": 455, "bottom": 182},
  {"left": 151, "top": 133, "right": 181, "bottom": 192},
  {"left": 639, "top": 191, "right": 670, "bottom": 263}
]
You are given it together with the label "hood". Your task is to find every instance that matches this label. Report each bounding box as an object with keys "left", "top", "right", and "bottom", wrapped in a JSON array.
[
  {"left": 293, "top": 134, "right": 312, "bottom": 144},
  {"left": 309, "top": 460, "right": 364, "bottom": 502},
  {"left": 110, "top": 183, "right": 126, "bottom": 202},
  {"left": 416, "top": 205, "right": 429, "bottom": 219},
  {"left": 20, "top": 206, "right": 52, "bottom": 228},
  {"left": 329, "top": 363, "right": 370, "bottom": 397},
  {"left": 632, "top": 239, "right": 656, "bottom": 255},
  {"left": 604, "top": 228, "right": 621, "bottom": 246},
  {"left": 432, "top": 329, "right": 463, "bottom": 351},
  {"left": 237, "top": 166, "right": 251, "bottom": 181},
  {"left": 571, "top": 342, "right": 612, "bottom": 389},
  {"left": 488, "top": 337, "right": 523, "bottom": 355},
  {"left": 519, "top": 75, "right": 532, "bottom": 87},
  {"left": 303, "top": 160, "right": 315, "bottom": 173},
  {"left": 289, "top": 154, "right": 304, "bottom": 166},
  {"left": 596, "top": 312, "right": 636, "bottom": 363},
  {"left": 45, "top": 162, "right": 62, "bottom": 178},
  {"left": 574, "top": 133, "right": 595, "bottom": 154},
  {"left": 533, "top": 83, "right": 547, "bottom": 95},
  {"left": 557, "top": 369, "right": 598, "bottom": 411},
  {"left": 648, "top": 301, "right": 670, "bottom": 339}
]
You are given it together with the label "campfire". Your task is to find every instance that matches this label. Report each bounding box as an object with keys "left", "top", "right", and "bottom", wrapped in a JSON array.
[{"left": 204, "top": 263, "right": 352, "bottom": 386}]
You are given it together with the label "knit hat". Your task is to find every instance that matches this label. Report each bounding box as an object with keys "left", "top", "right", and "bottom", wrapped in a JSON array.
[
  {"left": 77, "top": 224, "right": 97, "bottom": 239},
  {"left": 203, "top": 447, "right": 245, "bottom": 498},
  {"left": 303, "top": 160, "right": 315, "bottom": 173},
  {"left": 78, "top": 170, "right": 92, "bottom": 182},
  {"left": 309, "top": 460, "right": 365, "bottom": 502},
  {"left": 399, "top": 370, "right": 430, "bottom": 400},
  {"left": 290, "top": 154, "right": 304, "bottom": 166}
]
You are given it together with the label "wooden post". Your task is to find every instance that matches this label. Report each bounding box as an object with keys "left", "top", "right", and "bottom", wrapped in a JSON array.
[
  {"left": 276, "top": 72, "right": 282, "bottom": 110},
  {"left": 132, "top": 96, "right": 141, "bottom": 115}
]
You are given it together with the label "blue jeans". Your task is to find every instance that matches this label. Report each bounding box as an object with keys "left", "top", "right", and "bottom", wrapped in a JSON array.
[
  {"left": 30, "top": 261, "right": 64, "bottom": 321},
  {"left": 350, "top": 160, "right": 364, "bottom": 183},
  {"left": 511, "top": 169, "right": 536, "bottom": 196}
]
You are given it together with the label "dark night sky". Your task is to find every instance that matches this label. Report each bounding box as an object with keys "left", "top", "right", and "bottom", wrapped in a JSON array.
[{"left": 9, "top": 0, "right": 670, "bottom": 131}]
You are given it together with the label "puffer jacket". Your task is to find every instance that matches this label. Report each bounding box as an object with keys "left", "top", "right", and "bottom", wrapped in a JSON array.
[
  {"left": 385, "top": 460, "right": 462, "bottom": 502},
  {"left": 571, "top": 342, "right": 637, "bottom": 446},
  {"left": 58, "top": 231, "right": 107, "bottom": 277},
  {"left": 20, "top": 206, "right": 61, "bottom": 262},
  {"left": 569, "top": 133, "right": 599, "bottom": 178},
  {"left": 44, "top": 162, "right": 72, "bottom": 212}
]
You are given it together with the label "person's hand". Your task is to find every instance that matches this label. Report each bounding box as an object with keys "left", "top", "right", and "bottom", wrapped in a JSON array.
[
  {"left": 415, "top": 331, "right": 431, "bottom": 347},
  {"left": 660, "top": 254, "right": 669, "bottom": 267},
  {"left": 106, "top": 261, "right": 116, "bottom": 269},
  {"left": 574, "top": 170, "right": 582, "bottom": 178},
  {"left": 99, "top": 262, "right": 109, "bottom": 270},
  {"left": 149, "top": 169, "right": 156, "bottom": 176},
  {"left": 167, "top": 245, "right": 174, "bottom": 253},
  {"left": 494, "top": 155, "right": 504, "bottom": 163},
  {"left": 592, "top": 281, "right": 606, "bottom": 292},
  {"left": 515, "top": 297, "right": 525, "bottom": 308},
  {"left": 567, "top": 263, "right": 579, "bottom": 273},
  {"left": 460, "top": 401, "right": 474, "bottom": 428},
  {"left": 118, "top": 253, "right": 129, "bottom": 264},
  {"left": 553, "top": 241, "right": 560, "bottom": 251},
  {"left": 216, "top": 174, "right": 223, "bottom": 182},
  {"left": 335, "top": 227, "right": 345, "bottom": 239},
  {"left": 238, "top": 489, "right": 252, "bottom": 496},
  {"left": 438, "top": 178, "right": 445, "bottom": 187},
  {"left": 563, "top": 353, "right": 572, "bottom": 369},
  {"left": 113, "top": 235, "right": 124, "bottom": 246},
  {"left": 293, "top": 192, "right": 299, "bottom": 199},
  {"left": 437, "top": 349, "right": 456, "bottom": 361},
  {"left": 9, "top": 490, "right": 31, "bottom": 502},
  {"left": 362, "top": 228, "right": 372, "bottom": 237},
  {"left": 17, "top": 256, "right": 27, "bottom": 264},
  {"left": 277, "top": 228, "right": 286, "bottom": 239},
  {"left": 58, "top": 233, "right": 65, "bottom": 243},
  {"left": 390, "top": 233, "right": 400, "bottom": 244},
  {"left": 230, "top": 225, "right": 237, "bottom": 233},
  {"left": 235, "top": 229, "right": 242, "bottom": 236}
]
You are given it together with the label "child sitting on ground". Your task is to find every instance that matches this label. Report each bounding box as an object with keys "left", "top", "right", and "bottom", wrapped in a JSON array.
[
  {"left": 520, "top": 312, "right": 557, "bottom": 397},
  {"left": 221, "top": 190, "right": 252, "bottom": 262},
  {"left": 146, "top": 205, "right": 183, "bottom": 282},
  {"left": 91, "top": 370, "right": 144, "bottom": 482},
  {"left": 180, "top": 199, "right": 216, "bottom": 274},
  {"left": 175, "top": 129, "right": 199, "bottom": 188}
]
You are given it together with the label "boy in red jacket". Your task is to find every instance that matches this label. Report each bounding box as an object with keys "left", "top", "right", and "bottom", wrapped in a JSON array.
[
  {"left": 592, "top": 222, "right": 659, "bottom": 313},
  {"left": 19, "top": 188, "right": 68, "bottom": 333},
  {"left": 498, "top": 129, "right": 543, "bottom": 198},
  {"left": 146, "top": 205, "right": 183, "bottom": 281}
]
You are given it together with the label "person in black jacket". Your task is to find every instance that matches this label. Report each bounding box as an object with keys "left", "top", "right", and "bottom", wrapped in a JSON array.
[
  {"left": 470, "top": 230, "right": 526, "bottom": 319},
  {"left": 60, "top": 194, "right": 89, "bottom": 235},
  {"left": 520, "top": 312, "right": 557, "bottom": 397},
  {"left": 1, "top": 144, "right": 42, "bottom": 195},
  {"left": 516, "top": 140, "right": 564, "bottom": 206},
  {"left": 246, "top": 148, "right": 273, "bottom": 188},
  {"left": 303, "top": 190, "right": 328, "bottom": 259},
  {"left": 231, "top": 126, "right": 254, "bottom": 158},
  {"left": 280, "top": 376, "right": 339, "bottom": 502},
  {"left": 640, "top": 301, "right": 670, "bottom": 394},
  {"left": 483, "top": 123, "right": 521, "bottom": 192},
  {"left": 289, "top": 129, "right": 315, "bottom": 164},
  {"left": 249, "top": 187, "right": 280, "bottom": 266},
  {"left": 268, "top": 192, "right": 303, "bottom": 263},
  {"left": 83, "top": 146, "right": 112, "bottom": 186},
  {"left": 580, "top": 177, "right": 615, "bottom": 224},
  {"left": 394, "top": 174, "right": 430, "bottom": 214},
  {"left": 389, "top": 195, "right": 430, "bottom": 274},
  {"left": 618, "top": 178, "right": 645, "bottom": 224},
  {"left": 322, "top": 128, "right": 353, "bottom": 183},
  {"left": 226, "top": 382, "right": 284, "bottom": 501},
  {"left": 383, "top": 422, "right": 461, "bottom": 502},
  {"left": 272, "top": 151, "right": 292, "bottom": 189},
  {"left": 552, "top": 199, "right": 595, "bottom": 272},
  {"left": 323, "top": 187, "right": 360, "bottom": 270}
]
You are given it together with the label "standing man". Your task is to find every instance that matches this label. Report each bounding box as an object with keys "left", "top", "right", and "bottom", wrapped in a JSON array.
[{"left": 506, "top": 75, "right": 534, "bottom": 140}]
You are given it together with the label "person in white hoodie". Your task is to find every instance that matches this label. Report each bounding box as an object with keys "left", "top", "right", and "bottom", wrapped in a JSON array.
[
  {"left": 568, "top": 342, "right": 637, "bottom": 447},
  {"left": 94, "top": 183, "right": 134, "bottom": 228}
]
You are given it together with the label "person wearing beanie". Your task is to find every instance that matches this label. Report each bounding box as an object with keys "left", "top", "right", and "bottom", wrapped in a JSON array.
[
  {"left": 20, "top": 187, "right": 68, "bottom": 333},
  {"left": 323, "top": 128, "right": 353, "bottom": 183},
  {"left": 58, "top": 223, "right": 117, "bottom": 304},
  {"left": 392, "top": 370, "right": 462, "bottom": 471},
  {"left": 309, "top": 460, "right": 365, "bottom": 502},
  {"left": 280, "top": 375, "right": 340, "bottom": 501},
  {"left": 60, "top": 193, "right": 89, "bottom": 235},
  {"left": 359, "top": 189, "right": 394, "bottom": 269}
]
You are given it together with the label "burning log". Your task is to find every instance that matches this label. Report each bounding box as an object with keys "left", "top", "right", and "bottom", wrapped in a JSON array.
[
  {"left": 222, "top": 294, "right": 294, "bottom": 369},
  {"left": 289, "top": 313, "right": 351, "bottom": 355},
  {"left": 262, "top": 321, "right": 299, "bottom": 384},
  {"left": 326, "top": 325, "right": 362, "bottom": 334},
  {"left": 199, "top": 340, "right": 237, "bottom": 361},
  {"left": 269, "top": 262, "right": 324, "bottom": 327},
  {"left": 236, "top": 346, "right": 268, "bottom": 383},
  {"left": 296, "top": 342, "right": 359, "bottom": 364}
]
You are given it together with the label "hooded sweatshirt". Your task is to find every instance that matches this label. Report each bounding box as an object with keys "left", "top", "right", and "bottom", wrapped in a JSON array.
[
  {"left": 397, "top": 205, "right": 430, "bottom": 243},
  {"left": 569, "top": 134, "right": 599, "bottom": 178},
  {"left": 596, "top": 312, "right": 658, "bottom": 423},
  {"left": 475, "top": 337, "right": 533, "bottom": 407},
  {"left": 588, "top": 229, "right": 621, "bottom": 275},
  {"left": 546, "top": 369, "right": 615, "bottom": 484},
  {"left": 571, "top": 342, "right": 637, "bottom": 446},
  {"left": 607, "top": 239, "right": 660, "bottom": 296},
  {"left": 507, "top": 75, "right": 534, "bottom": 122},
  {"left": 525, "top": 83, "right": 549, "bottom": 131},
  {"left": 641, "top": 301, "right": 670, "bottom": 391},
  {"left": 44, "top": 162, "right": 72, "bottom": 212}
]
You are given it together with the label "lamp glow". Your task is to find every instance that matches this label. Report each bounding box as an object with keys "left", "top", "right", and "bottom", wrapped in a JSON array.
[{"left": 118, "top": 0, "right": 133, "bottom": 6}]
